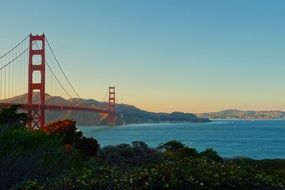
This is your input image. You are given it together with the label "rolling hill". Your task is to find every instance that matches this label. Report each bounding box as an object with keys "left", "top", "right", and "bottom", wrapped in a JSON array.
[
  {"left": 196, "top": 109, "right": 285, "bottom": 120},
  {"left": 0, "top": 93, "right": 210, "bottom": 125}
]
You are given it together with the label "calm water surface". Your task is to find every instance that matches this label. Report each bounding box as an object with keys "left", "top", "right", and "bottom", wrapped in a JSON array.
[{"left": 78, "top": 120, "right": 285, "bottom": 159}]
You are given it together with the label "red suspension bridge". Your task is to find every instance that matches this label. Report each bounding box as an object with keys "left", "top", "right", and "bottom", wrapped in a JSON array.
[{"left": 0, "top": 34, "right": 116, "bottom": 128}]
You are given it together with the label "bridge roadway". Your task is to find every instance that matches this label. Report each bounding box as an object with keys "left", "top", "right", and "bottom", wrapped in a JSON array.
[{"left": 0, "top": 103, "right": 112, "bottom": 114}]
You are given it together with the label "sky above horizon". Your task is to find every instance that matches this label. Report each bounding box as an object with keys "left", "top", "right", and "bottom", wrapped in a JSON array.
[{"left": 1, "top": 0, "right": 285, "bottom": 113}]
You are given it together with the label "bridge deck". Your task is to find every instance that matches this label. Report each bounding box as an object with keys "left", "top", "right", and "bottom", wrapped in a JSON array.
[{"left": 0, "top": 103, "right": 112, "bottom": 114}]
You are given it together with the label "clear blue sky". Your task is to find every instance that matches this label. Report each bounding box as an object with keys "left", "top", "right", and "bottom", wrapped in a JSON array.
[{"left": 1, "top": 0, "right": 285, "bottom": 112}]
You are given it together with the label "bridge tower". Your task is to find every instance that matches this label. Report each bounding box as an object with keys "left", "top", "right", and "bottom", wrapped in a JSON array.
[
  {"left": 28, "top": 34, "right": 46, "bottom": 129},
  {"left": 108, "top": 86, "right": 116, "bottom": 126}
]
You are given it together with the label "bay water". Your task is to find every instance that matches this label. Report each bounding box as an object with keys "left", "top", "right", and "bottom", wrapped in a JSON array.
[{"left": 78, "top": 120, "right": 285, "bottom": 159}]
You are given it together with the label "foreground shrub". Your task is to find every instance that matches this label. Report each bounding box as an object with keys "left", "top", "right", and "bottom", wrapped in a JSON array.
[
  {"left": 99, "top": 141, "right": 162, "bottom": 167},
  {"left": 78, "top": 137, "right": 100, "bottom": 157},
  {"left": 0, "top": 105, "right": 29, "bottom": 128},
  {"left": 199, "top": 148, "right": 223, "bottom": 163},
  {"left": 1, "top": 116, "right": 284, "bottom": 190},
  {"left": 42, "top": 119, "right": 99, "bottom": 157},
  {"left": 20, "top": 141, "right": 284, "bottom": 189},
  {"left": 157, "top": 140, "right": 199, "bottom": 159},
  {"left": 21, "top": 157, "right": 285, "bottom": 190},
  {"left": 0, "top": 126, "right": 80, "bottom": 190},
  {"left": 157, "top": 140, "right": 223, "bottom": 163}
]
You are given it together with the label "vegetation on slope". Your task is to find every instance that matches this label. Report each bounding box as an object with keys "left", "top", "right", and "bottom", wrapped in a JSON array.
[
  {"left": 0, "top": 106, "right": 284, "bottom": 189},
  {"left": 0, "top": 93, "right": 210, "bottom": 125}
]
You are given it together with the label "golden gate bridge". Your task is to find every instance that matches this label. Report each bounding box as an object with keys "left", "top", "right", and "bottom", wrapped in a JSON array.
[{"left": 0, "top": 34, "right": 116, "bottom": 128}]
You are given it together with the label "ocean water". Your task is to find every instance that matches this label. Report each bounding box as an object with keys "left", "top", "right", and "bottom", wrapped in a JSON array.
[{"left": 78, "top": 120, "right": 285, "bottom": 159}]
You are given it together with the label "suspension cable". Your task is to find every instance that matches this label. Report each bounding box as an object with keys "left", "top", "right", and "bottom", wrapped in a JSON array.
[
  {"left": 45, "top": 37, "right": 86, "bottom": 104},
  {"left": 46, "top": 61, "right": 74, "bottom": 100},
  {"left": 0, "top": 35, "right": 29, "bottom": 60},
  {"left": 0, "top": 46, "right": 29, "bottom": 71},
  {"left": 102, "top": 88, "right": 108, "bottom": 102},
  {"left": 34, "top": 41, "right": 74, "bottom": 100}
]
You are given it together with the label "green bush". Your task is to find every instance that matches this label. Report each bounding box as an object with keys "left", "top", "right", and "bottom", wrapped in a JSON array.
[
  {"left": 77, "top": 137, "right": 100, "bottom": 157},
  {"left": 199, "top": 148, "right": 223, "bottom": 163},
  {"left": 1, "top": 119, "right": 284, "bottom": 190},
  {"left": 42, "top": 120, "right": 99, "bottom": 157},
  {"left": 0, "top": 106, "right": 29, "bottom": 128},
  {"left": 157, "top": 140, "right": 186, "bottom": 151},
  {"left": 22, "top": 157, "right": 285, "bottom": 190},
  {"left": 158, "top": 140, "right": 203, "bottom": 160},
  {"left": 0, "top": 126, "right": 81, "bottom": 190},
  {"left": 99, "top": 141, "right": 162, "bottom": 167}
]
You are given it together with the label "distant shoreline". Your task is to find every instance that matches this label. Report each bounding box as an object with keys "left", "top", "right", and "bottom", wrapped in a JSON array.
[{"left": 210, "top": 118, "right": 285, "bottom": 121}]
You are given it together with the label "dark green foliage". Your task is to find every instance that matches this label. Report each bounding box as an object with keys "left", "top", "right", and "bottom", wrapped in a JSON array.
[
  {"left": 199, "top": 148, "right": 223, "bottom": 163},
  {"left": 42, "top": 120, "right": 99, "bottom": 157},
  {"left": 0, "top": 126, "right": 80, "bottom": 190},
  {"left": 157, "top": 140, "right": 186, "bottom": 150},
  {"left": 99, "top": 141, "right": 162, "bottom": 167},
  {"left": 157, "top": 141, "right": 222, "bottom": 162},
  {"left": 158, "top": 140, "right": 203, "bottom": 159},
  {"left": 20, "top": 157, "right": 285, "bottom": 190},
  {"left": 77, "top": 137, "right": 99, "bottom": 157},
  {"left": 0, "top": 118, "right": 284, "bottom": 189},
  {"left": 0, "top": 105, "right": 29, "bottom": 128},
  {"left": 228, "top": 158, "right": 285, "bottom": 176}
]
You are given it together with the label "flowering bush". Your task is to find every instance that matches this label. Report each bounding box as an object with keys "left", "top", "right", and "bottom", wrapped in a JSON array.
[
  {"left": 42, "top": 120, "right": 80, "bottom": 137},
  {"left": 41, "top": 119, "right": 99, "bottom": 157},
  {"left": 1, "top": 115, "right": 284, "bottom": 189},
  {"left": 20, "top": 157, "right": 285, "bottom": 190},
  {"left": 0, "top": 126, "right": 78, "bottom": 190}
]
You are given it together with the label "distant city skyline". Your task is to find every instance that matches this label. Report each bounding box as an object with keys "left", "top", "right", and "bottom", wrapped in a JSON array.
[{"left": 1, "top": 0, "right": 285, "bottom": 113}]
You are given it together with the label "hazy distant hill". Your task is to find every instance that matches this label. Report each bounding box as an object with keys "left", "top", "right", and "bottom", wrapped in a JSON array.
[
  {"left": 0, "top": 93, "right": 210, "bottom": 125},
  {"left": 197, "top": 109, "right": 285, "bottom": 120}
]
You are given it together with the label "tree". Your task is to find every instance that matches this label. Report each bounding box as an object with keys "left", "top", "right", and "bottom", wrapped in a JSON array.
[
  {"left": 41, "top": 119, "right": 99, "bottom": 157},
  {"left": 0, "top": 105, "right": 29, "bottom": 128},
  {"left": 199, "top": 148, "right": 223, "bottom": 163},
  {"left": 157, "top": 140, "right": 186, "bottom": 151},
  {"left": 157, "top": 140, "right": 199, "bottom": 159}
]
